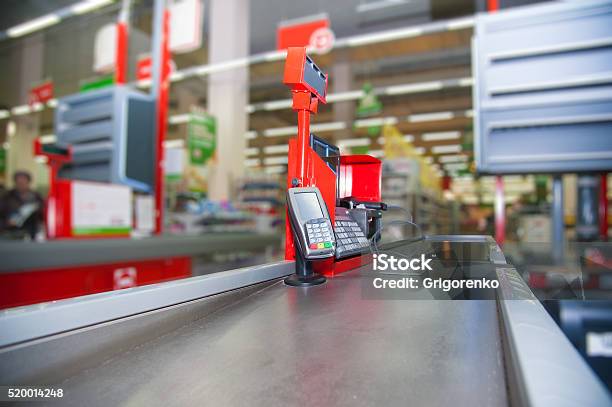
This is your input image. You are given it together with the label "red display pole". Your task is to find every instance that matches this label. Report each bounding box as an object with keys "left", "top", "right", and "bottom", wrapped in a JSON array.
[
  {"left": 600, "top": 173, "right": 609, "bottom": 241},
  {"left": 291, "top": 91, "right": 317, "bottom": 187},
  {"left": 154, "top": 9, "right": 171, "bottom": 235},
  {"left": 114, "top": 22, "right": 128, "bottom": 84},
  {"left": 114, "top": 0, "right": 130, "bottom": 85},
  {"left": 296, "top": 107, "right": 309, "bottom": 183}
]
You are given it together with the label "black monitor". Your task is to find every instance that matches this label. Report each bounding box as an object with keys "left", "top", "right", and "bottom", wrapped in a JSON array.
[
  {"left": 310, "top": 134, "right": 340, "bottom": 205},
  {"left": 310, "top": 134, "right": 339, "bottom": 174}
]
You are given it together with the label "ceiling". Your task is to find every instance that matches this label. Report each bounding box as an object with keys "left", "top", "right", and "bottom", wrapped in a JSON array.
[{"left": 0, "top": 0, "right": 550, "bottom": 177}]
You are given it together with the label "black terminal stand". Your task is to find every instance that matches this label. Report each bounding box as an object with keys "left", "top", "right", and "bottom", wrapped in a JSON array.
[{"left": 284, "top": 234, "right": 327, "bottom": 287}]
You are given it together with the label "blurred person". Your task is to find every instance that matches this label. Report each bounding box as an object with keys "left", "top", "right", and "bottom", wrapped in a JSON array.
[{"left": 0, "top": 170, "right": 44, "bottom": 239}]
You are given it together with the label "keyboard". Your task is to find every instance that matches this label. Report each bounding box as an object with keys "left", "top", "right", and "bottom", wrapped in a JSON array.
[
  {"left": 334, "top": 208, "right": 370, "bottom": 259},
  {"left": 305, "top": 218, "right": 334, "bottom": 252}
]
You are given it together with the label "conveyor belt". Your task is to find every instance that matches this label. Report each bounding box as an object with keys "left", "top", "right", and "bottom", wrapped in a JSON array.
[
  {"left": 0, "top": 236, "right": 609, "bottom": 406},
  {"left": 1, "top": 272, "right": 507, "bottom": 406}
]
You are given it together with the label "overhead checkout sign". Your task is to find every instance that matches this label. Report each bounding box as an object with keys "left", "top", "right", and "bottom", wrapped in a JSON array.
[{"left": 472, "top": 0, "right": 612, "bottom": 174}]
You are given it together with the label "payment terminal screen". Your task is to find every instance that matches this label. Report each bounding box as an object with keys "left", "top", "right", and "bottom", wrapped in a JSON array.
[{"left": 295, "top": 192, "right": 324, "bottom": 221}]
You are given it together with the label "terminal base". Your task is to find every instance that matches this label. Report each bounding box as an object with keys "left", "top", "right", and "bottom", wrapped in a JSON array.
[
  {"left": 284, "top": 273, "right": 326, "bottom": 287},
  {"left": 285, "top": 247, "right": 327, "bottom": 287}
]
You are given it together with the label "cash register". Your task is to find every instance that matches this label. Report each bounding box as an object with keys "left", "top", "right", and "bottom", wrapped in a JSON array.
[{"left": 283, "top": 47, "right": 388, "bottom": 284}]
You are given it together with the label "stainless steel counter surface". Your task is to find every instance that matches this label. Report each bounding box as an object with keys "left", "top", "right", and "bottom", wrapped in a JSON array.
[{"left": 43, "top": 270, "right": 508, "bottom": 407}]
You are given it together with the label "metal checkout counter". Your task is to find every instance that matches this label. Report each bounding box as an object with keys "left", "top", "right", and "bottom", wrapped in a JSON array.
[{"left": 0, "top": 49, "right": 610, "bottom": 407}]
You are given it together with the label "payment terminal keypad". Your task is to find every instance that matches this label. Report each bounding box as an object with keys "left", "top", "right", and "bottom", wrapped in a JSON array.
[
  {"left": 334, "top": 208, "right": 370, "bottom": 259},
  {"left": 305, "top": 218, "right": 334, "bottom": 251}
]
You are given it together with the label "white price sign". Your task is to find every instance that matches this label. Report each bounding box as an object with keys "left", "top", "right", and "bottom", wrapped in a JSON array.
[{"left": 72, "top": 181, "right": 132, "bottom": 236}]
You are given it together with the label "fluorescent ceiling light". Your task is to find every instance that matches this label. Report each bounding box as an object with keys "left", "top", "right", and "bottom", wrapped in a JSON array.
[
  {"left": 458, "top": 77, "right": 473, "bottom": 87},
  {"left": 408, "top": 112, "right": 454, "bottom": 123},
  {"left": 200, "top": 58, "right": 249, "bottom": 75},
  {"left": 195, "top": 66, "right": 212, "bottom": 76},
  {"left": 385, "top": 81, "right": 442, "bottom": 95},
  {"left": 424, "top": 157, "right": 434, "bottom": 164},
  {"left": 245, "top": 131, "right": 258, "bottom": 139},
  {"left": 346, "top": 27, "right": 423, "bottom": 47},
  {"left": 432, "top": 144, "right": 462, "bottom": 154},
  {"left": 169, "top": 114, "right": 190, "bottom": 124},
  {"left": 438, "top": 154, "right": 468, "bottom": 163},
  {"left": 11, "top": 105, "right": 31, "bottom": 115},
  {"left": 263, "top": 126, "right": 297, "bottom": 137},
  {"left": 464, "top": 109, "right": 474, "bottom": 118},
  {"left": 260, "top": 100, "right": 293, "bottom": 111},
  {"left": 245, "top": 147, "right": 259, "bottom": 156},
  {"left": 170, "top": 71, "right": 186, "bottom": 82},
  {"left": 377, "top": 134, "right": 413, "bottom": 144},
  {"left": 337, "top": 138, "right": 371, "bottom": 147},
  {"left": 422, "top": 131, "right": 461, "bottom": 142},
  {"left": 263, "top": 145, "right": 289, "bottom": 154},
  {"left": 245, "top": 159, "right": 260, "bottom": 167},
  {"left": 39, "top": 134, "right": 57, "bottom": 144},
  {"left": 414, "top": 147, "right": 425, "bottom": 155},
  {"left": 70, "top": 0, "right": 114, "bottom": 15},
  {"left": 326, "top": 91, "right": 364, "bottom": 103},
  {"left": 264, "top": 165, "right": 286, "bottom": 174},
  {"left": 311, "top": 121, "right": 346, "bottom": 132},
  {"left": 262, "top": 50, "right": 285, "bottom": 62},
  {"left": 354, "top": 117, "right": 397, "bottom": 128},
  {"left": 444, "top": 162, "right": 468, "bottom": 171},
  {"left": 264, "top": 156, "right": 288, "bottom": 165},
  {"left": 7, "top": 13, "right": 61, "bottom": 37},
  {"left": 163, "top": 139, "right": 185, "bottom": 148},
  {"left": 0, "top": 110, "right": 9, "bottom": 119},
  {"left": 446, "top": 17, "right": 475, "bottom": 31},
  {"left": 31, "top": 102, "right": 44, "bottom": 112}
]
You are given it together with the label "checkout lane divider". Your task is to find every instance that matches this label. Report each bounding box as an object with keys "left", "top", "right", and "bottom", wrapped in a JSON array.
[{"left": 0, "top": 261, "right": 294, "bottom": 349}]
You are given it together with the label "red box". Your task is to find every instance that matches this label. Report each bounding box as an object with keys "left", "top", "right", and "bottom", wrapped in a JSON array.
[{"left": 338, "top": 155, "right": 382, "bottom": 203}]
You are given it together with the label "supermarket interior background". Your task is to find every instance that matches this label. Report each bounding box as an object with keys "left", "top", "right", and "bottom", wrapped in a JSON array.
[{"left": 0, "top": 0, "right": 612, "bottom": 403}]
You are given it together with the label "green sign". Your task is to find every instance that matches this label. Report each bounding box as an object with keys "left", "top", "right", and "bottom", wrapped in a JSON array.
[
  {"left": 0, "top": 147, "right": 5, "bottom": 175},
  {"left": 355, "top": 82, "right": 384, "bottom": 136},
  {"left": 80, "top": 74, "right": 114, "bottom": 93},
  {"left": 351, "top": 146, "right": 369, "bottom": 155},
  {"left": 356, "top": 83, "right": 382, "bottom": 117},
  {"left": 188, "top": 112, "right": 216, "bottom": 166}
]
